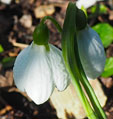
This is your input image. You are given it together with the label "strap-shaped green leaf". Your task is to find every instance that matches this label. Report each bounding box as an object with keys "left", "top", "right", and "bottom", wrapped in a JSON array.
[{"left": 61, "top": 2, "right": 97, "bottom": 119}]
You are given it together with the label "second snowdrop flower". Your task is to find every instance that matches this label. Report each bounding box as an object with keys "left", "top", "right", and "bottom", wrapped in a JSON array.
[{"left": 77, "top": 26, "right": 106, "bottom": 79}]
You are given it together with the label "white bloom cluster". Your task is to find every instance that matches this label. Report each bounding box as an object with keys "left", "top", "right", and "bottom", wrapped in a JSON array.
[{"left": 13, "top": 26, "right": 105, "bottom": 104}]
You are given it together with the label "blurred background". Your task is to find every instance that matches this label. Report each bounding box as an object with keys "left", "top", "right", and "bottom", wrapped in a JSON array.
[{"left": 0, "top": 0, "right": 113, "bottom": 119}]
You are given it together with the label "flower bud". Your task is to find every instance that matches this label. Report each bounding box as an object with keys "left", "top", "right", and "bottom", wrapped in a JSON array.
[{"left": 76, "top": 8, "right": 87, "bottom": 31}]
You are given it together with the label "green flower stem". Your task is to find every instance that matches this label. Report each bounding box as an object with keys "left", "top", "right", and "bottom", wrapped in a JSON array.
[
  {"left": 61, "top": 2, "right": 98, "bottom": 119},
  {"left": 68, "top": 68, "right": 98, "bottom": 119},
  {"left": 71, "top": 30, "right": 106, "bottom": 118},
  {"left": 40, "top": 16, "right": 62, "bottom": 33},
  {"left": 80, "top": 72, "right": 107, "bottom": 119},
  {"left": 33, "top": 16, "right": 62, "bottom": 47},
  {"left": 62, "top": 34, "right": 98, "bottom": 119},
  {"left": 74, "top": 39, "right": 107, "bottom": 119}
]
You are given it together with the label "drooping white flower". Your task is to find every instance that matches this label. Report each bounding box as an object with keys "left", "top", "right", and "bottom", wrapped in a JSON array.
[
  {"left": 1, "top": 0, "right": 12, "bottom": 4},
  {"left": 77, "top": 26, "right": 106, "bottom": 79},
  {"left": 13, "top": 42, "right": 70, "bottom": 104},
  {"left": 76, "top": 0, "right": 103, "bottom": 9}
]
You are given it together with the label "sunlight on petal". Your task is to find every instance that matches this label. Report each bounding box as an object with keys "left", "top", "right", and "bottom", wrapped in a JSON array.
[{"left": 77, "top": 26, "right": 106, "bottom": 79}]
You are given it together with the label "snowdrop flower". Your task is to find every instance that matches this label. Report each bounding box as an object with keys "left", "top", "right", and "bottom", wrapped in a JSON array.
[
  {"left": 0, "top": 0, "right": 12, "bottom": 4},
  {"left": 13, "top": 42, "right": 70, "bottom": 104},
  {"left": 76, "top": 0, "right": 103, "bottom": 9},
  {"left": 77, "top": 26, "right": 106, "bottom": 79}
]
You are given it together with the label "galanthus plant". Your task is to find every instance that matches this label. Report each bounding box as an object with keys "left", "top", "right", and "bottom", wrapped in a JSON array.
[{"left": 13, "top": 2, "right": 106, "bottom": 119}]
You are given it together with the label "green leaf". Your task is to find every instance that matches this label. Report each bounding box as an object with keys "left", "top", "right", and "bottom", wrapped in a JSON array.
[
  {"left": 92, "top": 23, "right": 113, "bottom": 48},
  {"left": 2, "top": 57, "right": 15, "bottom": 68},
  {"left": 101, "top": 57, "right": 113, "bottom": 77},
  {"left": 99, "top": 4, "right": 107, "bottom": 14},
  {"left": 0, "top": 44, "right": 4, "bottom": 53},
  {"left": 91, "top": 4, "right": 107, "bottom": 14}
]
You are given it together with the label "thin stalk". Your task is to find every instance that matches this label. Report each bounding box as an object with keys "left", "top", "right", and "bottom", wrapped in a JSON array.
[
  {"left": 40, "top": 16, "right": 62, "bottom": 33},
  {"left": 69, "top": 70, "right": 98, "bottom": 119},
  {"left": 80, "top": 66, "right": 106, "bottom": 119}
]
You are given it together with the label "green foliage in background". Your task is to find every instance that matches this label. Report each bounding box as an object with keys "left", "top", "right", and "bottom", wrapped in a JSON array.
[
  {"left": 93, "top": 23, "right": 113, "bottom": 48},
  {"left": 101, "top": 57, "right": 113, "bottom": 77},
  {"left": 0, "top": 44, "right": 4, "bottom": 53},
  {"left": 92, "top": 23, "right": 113, "bottom": 77},
  {"left": 2, "top": 57, "right": 15, "bottom": 68},
  {"left": 91, "top": 4, "right": 107, "bottom": 14}
]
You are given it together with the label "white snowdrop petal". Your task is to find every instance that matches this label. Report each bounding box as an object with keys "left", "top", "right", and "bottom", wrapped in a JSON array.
[
  {"left": 76, "top": 0, "right": 96, "bottom": 9},
  {"left": 1, "top": 0, "right": 12, "bottom": 4},
  {"left": 13, "top": 42, "right": 54, "bottom": 104},
  {"left": 76, "top": 0, "right": 104, "bottom": 9},
  {"left": 77, "top": 26, "right": 106, "bottom": 79},
  {"left": 49, "top": 44, "right": 70, "bottom": 91},
  {"left": 13, "top": 45, "right": 31, "bottom": 91}
]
